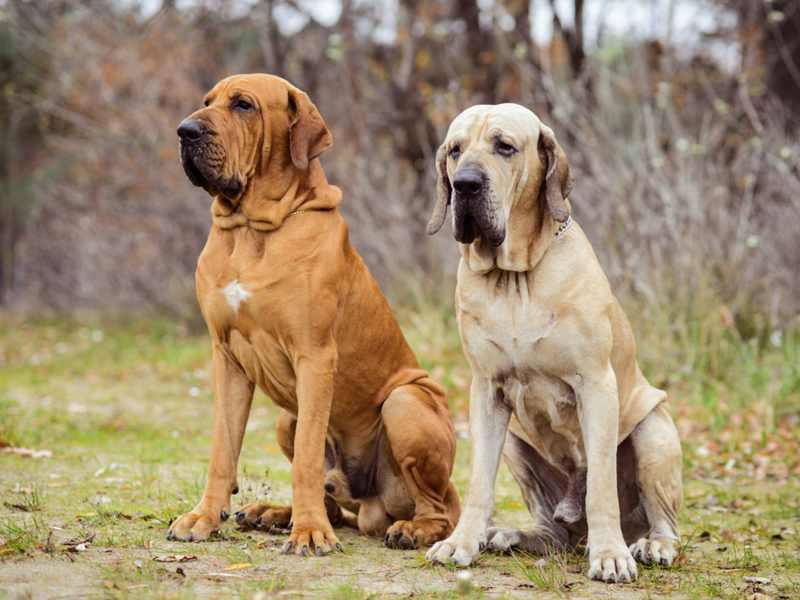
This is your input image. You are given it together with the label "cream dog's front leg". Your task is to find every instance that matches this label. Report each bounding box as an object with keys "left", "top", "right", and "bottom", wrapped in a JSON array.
[
  {"left": 425, "top": 376, "right": 512, "bottom": 566},
  {"left": 574, "top": 366, "right": 638, "bottom": 582}
]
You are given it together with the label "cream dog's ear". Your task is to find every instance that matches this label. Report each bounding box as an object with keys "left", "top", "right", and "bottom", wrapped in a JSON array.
[
  {"left": 426, "top": 143, "right": 452, "bottom": 235},
  {"left": 539, "top": 125, "right": 573, "bottom": 223},
  {"left": 287, "top": 88, "right": 333, "bottom": 171}
]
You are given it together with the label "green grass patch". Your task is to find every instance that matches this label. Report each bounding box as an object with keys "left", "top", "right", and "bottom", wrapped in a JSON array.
[{"left": 1, "top": 310, "right": 798, "bottom": 598}]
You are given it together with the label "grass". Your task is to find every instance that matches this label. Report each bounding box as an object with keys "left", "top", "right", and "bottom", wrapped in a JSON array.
[{"left": 1, "top": 308, "right": 799, "bottom": 599}]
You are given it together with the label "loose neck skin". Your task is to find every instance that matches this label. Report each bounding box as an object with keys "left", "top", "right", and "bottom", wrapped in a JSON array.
[
  {"left": 460, "top": 182, "right": 571, "bottom": 274},
  {"left": 211, "top": 158, "right": 342, "bottom": 231}
]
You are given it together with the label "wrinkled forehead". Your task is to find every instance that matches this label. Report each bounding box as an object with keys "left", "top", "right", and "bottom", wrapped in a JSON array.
[
  {"left": 446, "top": 104, "right": 544, "bottom": 145},
  {"left": 204, "top": 74, "right": 294, "bottom": 107}
]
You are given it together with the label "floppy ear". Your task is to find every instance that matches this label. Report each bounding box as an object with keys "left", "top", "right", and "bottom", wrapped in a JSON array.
[
  {"left": 287, "top": 87, "right": 333, "bottom": 171},
  {"left": 539, "top": 125, "right": 573, "bottom": 223},
  {"left": 426, "top": 144, "right": 452, "bottom": 235}
]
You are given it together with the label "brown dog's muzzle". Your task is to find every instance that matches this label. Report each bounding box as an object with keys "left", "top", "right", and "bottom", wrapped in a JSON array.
[
  {"left": 177, "top": 119, "right": 205, "bottom": 144},
  {"left": 178, "top": 118, "right": 241, "bottom": 199},
  {"left": 452, "top": 167, "right": 505, "bottom": 247}
]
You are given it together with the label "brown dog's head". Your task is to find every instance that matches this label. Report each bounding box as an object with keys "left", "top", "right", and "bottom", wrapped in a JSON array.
[
  {"left": 177, "top": 74, "right": 333, "bottom": 202},
  {"left": 426, "top": 104, "right": 573, "bottom": 250}
]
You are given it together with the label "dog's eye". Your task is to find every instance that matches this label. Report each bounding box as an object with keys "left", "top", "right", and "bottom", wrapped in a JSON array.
[
  {"left": 449, "top": 146, "right": 461, "bottom": 159},
  {"left": 235, "top": 100, "right": 253, "bottom": 111},
  {"left": 497, "top": 142, "right": 516, "bottom": 157}
]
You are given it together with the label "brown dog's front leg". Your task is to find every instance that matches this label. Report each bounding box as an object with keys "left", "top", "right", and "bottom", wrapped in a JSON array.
[
  {"left": 168, "top": 346, "right": 254, "bottom": 542},
  {"left": 282, "top": 349, "right": 344, "bottom": 556}
]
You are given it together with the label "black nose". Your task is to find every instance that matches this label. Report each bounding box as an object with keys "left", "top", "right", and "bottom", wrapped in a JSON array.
[
  {"left": 177, "top": 119, "right": 205, "bottom": 141},
  {"left": 453, "top": 169, "right": 484, "bottom": 198}
]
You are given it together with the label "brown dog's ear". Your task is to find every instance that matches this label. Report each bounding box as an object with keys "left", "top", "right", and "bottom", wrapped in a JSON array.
[
  {"left": 539, "top": 126, "right": 573, "bottom": 223},
  {"left": 287, "top": 88, "right": 333, "bottom": 171},
  {"left": 426, "top": 144, "right": 452, "bottom": 235}
]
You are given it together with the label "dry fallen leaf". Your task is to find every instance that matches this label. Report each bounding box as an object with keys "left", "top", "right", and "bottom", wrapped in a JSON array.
[
  {"left": 38, "top": 531, "right": 55, "bottom": 554},
  {"left": 152, "top": 554, "right": 198, "bottom": 563},
  {"left": 222, "top": 563, "right": 255, "bottom": 571},
  {"left": 744, "top": 576, "right": 773, "bottom": 585},
  {"left": 2, "top": 447, "right": 53, "bottom": 459},
  {"left": 63, "top": 534, "right": 96, "bottom": 548}
]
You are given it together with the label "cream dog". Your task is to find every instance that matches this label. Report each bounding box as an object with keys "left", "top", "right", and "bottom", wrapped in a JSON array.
[{"left": 424, "top": 104, "right": 682, "bottom": 581}]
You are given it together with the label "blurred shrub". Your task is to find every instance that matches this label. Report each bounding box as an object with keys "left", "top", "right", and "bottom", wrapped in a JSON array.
[{"left": 0, "top": 0, "right": 797, "bottom": 343}]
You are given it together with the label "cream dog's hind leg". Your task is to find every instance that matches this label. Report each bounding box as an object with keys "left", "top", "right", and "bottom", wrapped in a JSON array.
[
  {"left": 627, "top": 402, "right": 683, "bottom": 565},
  {"left": 484, "top": 431, "right": 573, "bottom": 554},
  {"left": 489, "top": 406, "right": 682, "bottom": 570}
]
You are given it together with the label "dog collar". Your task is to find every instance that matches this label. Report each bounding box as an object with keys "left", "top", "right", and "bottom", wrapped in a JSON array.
[
  {"left": 554, "top": 215, "right": 573, "bottom": 240},
  {"left": 287, "top": 208, "right": 321, "bottom": 218}
]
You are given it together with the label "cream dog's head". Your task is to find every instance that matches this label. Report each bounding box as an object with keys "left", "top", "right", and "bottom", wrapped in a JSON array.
[
  {"left": 177, "top": 74, "right": 332, "bottom": 202},
  {"left": 427, "top": 104, "right": 573, "bottom": 251}
]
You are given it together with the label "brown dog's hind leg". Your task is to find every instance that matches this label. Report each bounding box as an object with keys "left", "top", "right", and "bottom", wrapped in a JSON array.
[
  {"left": 235, "top": 504, "right": 293, "bottom": 530},
  {"left": 234, "top": 410, "right": 296, "bottom": 531},
  {"left": 235, "top": 411, "right": 357, "bottom": 537},
  {"left": 380, "top": 381, "right": 460, "bottom": 549},
  {"left": 626, "top": 401, "right": 683, "bottom": 566},
  {"left": 234, "top": 498, "right": 346, "bottom": 532}
]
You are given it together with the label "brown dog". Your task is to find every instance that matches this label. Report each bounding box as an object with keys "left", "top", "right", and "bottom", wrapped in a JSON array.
[{"left": 169, "top": 74, "right": 460, "bottom": 555}]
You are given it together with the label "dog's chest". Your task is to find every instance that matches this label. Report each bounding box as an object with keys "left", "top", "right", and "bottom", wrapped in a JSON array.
[
  {"left": 505, "top": 376, "right": 587, "bottom": 469},
  {"left": 458, "top": 271, "right": 558, "bottom": 370},
  {"left": 196, "top": 229, "right": 301, "bottom": 407},
  {"left": 458, "top": 275, "right": 588, "bottom": 469},
  {"left": 198, "top": 230, "right": 265, "bottom": 318}
]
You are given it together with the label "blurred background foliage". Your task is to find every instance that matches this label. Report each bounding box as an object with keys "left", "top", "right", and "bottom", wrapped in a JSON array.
[
  {"left": 0, "top": 0, "right": 798, "bottom": 346},
  {"left": 2, "top": 7, "right": 799, "bottom": 572}
]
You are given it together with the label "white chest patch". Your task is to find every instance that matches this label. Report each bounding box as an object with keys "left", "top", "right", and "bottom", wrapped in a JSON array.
[{"left": 222, "top": 280, "right": 251, "bottom": 315}]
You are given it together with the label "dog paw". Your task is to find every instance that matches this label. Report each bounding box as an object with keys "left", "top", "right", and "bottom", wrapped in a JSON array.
[
  {"left": 384, "top": 528, "right": 416, "bottom": 550},
  {"left": 589, "top": 546, "right": 639, "bottom": 583},
  {"left": 486, "top": 526, "right": 560, "bottom": 554},
  {"left": 384, "top": 519, "right": 451, "bottom": 550},
  {"left": 425, "top": 531, "right": 484, "bottom": 566},
  {"left": 168, "top": 506, "right": 226, "bottom": 542},
  {"left": 629, "top": 538, "right": 677, "bottom": 566},
  {"left": 234, "top": 503, "right": 292, "bottom": 531},
  {"left": 485, "top": 527, "right": 523, "bottom": 553},
  {"left": 587, "top": 545, "right": 637, "bottom": 582},
  {"left": 281, "top": 524, "right": 343, "bottom": 557}
]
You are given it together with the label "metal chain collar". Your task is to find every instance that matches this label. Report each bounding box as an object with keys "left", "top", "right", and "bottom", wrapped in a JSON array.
[{"left": 554, "top": 215, "right": 573, "bottom": 240}]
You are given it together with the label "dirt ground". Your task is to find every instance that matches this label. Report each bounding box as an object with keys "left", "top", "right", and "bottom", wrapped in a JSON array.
[{"left": 1, "top": 320, "right": 799, "bottom": 599}]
